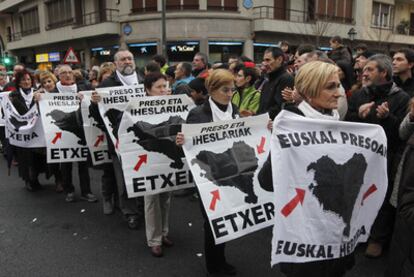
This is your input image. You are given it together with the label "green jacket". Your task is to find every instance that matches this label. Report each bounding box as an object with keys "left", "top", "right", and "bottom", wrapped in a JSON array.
[{"left": 232, "top": 86, "right": 260, "bottom": 114}]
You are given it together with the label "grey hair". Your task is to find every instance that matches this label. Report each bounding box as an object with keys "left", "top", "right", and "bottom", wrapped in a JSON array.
[
  {"left": 114, "top": 49, "right": 133, "bottom": 61},
  {"left": 194, "top": 52, "right": 208, "bottom": 65},
  {"left": 367, "top": 54, "right": 393, "bottom": 81}
]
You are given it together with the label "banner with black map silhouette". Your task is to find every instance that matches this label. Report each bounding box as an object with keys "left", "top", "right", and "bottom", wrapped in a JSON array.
[
  {"left": 3, "top": 96, "right": 45, "bottom": 148},
  {"left": 39, "top": 93, "right": 88, "bottom": 163},
  {"left": 269, "top": 110, "right": 387, "bottom": 265},
  {"left": 80, "top": 91, "right": 111, "bottom": 165},
  {"left": 117, "top": 94, "right": 196, "bottom": 197},
  {"left": 96, "top": 85, "right": 146, "bottom": 152},
  {"left": 182, "top": 114, "right": 273, "bottom": 244}
]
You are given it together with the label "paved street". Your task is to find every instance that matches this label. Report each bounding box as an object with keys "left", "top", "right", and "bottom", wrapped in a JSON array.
[{"left": 0, "top": 158, "right": 387, "bottom": 277}]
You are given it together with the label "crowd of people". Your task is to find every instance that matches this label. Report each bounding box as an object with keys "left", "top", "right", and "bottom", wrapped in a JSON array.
[{"left": 0, "top": 35, "right": 413, "bottom": 277}]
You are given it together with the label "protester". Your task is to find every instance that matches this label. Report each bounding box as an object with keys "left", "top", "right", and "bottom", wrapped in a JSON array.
[
  {"left": 172, "top": 62, "right": 194, "bottom": 94},
  {"left": 0, "top": 71, "right": 8, "bottom": 91},
  {"left": 385, "top": 98, "right": 414, "bottom": 276},
  {"left": 141, "top": 72, "right": 173, "bottom": 258},
  {"left": 233, "top": 66, "right": 260, "bottom": 117},
  {"left": 152, "top": 54, "right": 168, "bottom": 74},
  {"left": 346, "top": 54, "right": 410, "bottom": 258},
  {"left": 8, "top": 70, "right": 45, "bottom": 191},
  {"left": 55, "top": 65, "right": 96, "bottom": 203},
  {"left": 258, "top": 47, "right": 294, "bottom": 119},
  {"left": 144, "top": 61, "right": 161, "bottom": 75},
  {"left": 328, "top": 36, "right": 352, "bottom": 65},
  {"left": 192, "top": 52, "right": 208, "bottom": 78},
  {"left": 89, "top": 67, "right": 99, "bottom": 89},
  {"left": 165, "top": 65, "right": 176, "bottom": 91},
  {"left": 186, "top": 77, "right": 208, "bottom": 105},
  {"left": 176, "top": 69, "right": 238, "bottom": 276},
  {"left": 93, "top": 49, "right": 144, "bottom": 226},
  {"left": 97, "top": 66, "right": 114, "bottom": 84},
  {"left": 32, "top": 71, "right": 64, "bottom": 192},
  {"left": 392, "top": 48, "right": 414, "bottom": 96},
  {"left": 259, "top": 61, "right": 355, "bottom": 277},
  {"left": 3, "top": 63, "right": 25, "bottom": 92}
]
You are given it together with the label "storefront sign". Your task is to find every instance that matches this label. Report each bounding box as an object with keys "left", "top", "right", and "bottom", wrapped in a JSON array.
[
  {"left": 99, "top": 50, "right": 111, "bottom": 56},
  {"left": 49, "top": 52, "right": 60, "bottom": 62},
  {"left": 36, "top": 53, "right": 49, "bottom": 63}
]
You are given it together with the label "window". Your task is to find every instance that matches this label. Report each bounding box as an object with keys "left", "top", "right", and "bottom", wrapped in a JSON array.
[
  {"left": 132, "top": 0, "right": 198, "bottom": 12},
  {"left": 207, "top": 0, "right": 237, "bottom": 11},
  {"left": 46, "top": 0, "right": 73, "bottom": 29},
  {"left": 131, "top": 0, "right": 157, "bottom": 12},
  {"left": 19, "top": 8, "right": 40, "bottom": 36},
  {"left": 311, "top": 0, "right": 353, "bottom": 23},
  {"left": 371, "top": 2, "right": 393, "bottom": 29}
]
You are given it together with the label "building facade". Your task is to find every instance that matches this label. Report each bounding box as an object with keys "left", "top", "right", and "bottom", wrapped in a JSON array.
[{"left": 1, "top": 0, "right": 414, "bottom": 69}]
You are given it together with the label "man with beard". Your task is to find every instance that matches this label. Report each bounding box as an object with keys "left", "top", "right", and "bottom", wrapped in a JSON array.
[
  {"left": 346, "top": 54, "right": 410, "bottom": 258},
  {"left": 392, "top": 48, "right": 414, "bottom": 96},
  {"left": 56, "top": 65, "right": 97, "bottom": 203},
  {"left": 93, "top": 49, "right": 145, "bottom": 229}
]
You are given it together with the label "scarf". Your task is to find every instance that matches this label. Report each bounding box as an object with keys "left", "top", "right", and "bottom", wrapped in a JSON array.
[
  {"left": 209, "top": 97, "right": 233, "bottom": 122},
  {"left": 19, "top": 88, "right": 34, "bottom": 108},
  {"left": 297, "top": 101, "right": 339, "bottom": 121},
  {"left": 116, "top": 70, "right": 138, "bottom": 86},
  {"left": 56, "top": 81, "right": 77, "bottom": 93}
]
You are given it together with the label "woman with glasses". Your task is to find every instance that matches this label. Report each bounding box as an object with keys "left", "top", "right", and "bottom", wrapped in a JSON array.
[{"left": 176, "top": 69, "right": 238, "bottom": 276}]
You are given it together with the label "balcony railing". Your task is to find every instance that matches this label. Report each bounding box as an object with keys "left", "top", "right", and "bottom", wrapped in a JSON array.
[
  {"left": 75, "top": 8, "right": 119, "bottom": 26},
  {"left": 253, "top": 6, "right": 354, "bottom": 24},
  {"left": 7, "top": 31, "right": 21, "bottom": 42}
]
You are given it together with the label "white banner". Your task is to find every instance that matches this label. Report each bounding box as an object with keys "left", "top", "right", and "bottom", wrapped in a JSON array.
[
  {"left": 96, "top": 85, "right": 146, "bottom": 150},
  {"left": 3, "top": 96, "right": 46, "bottom": 148},
  {"left": 182, "top": 114, "right": 273, "bottom": 244},
  {"left": 0, "top": 92, "right": 8, "bottom": 126},
  {"left": 80, "top": 91, "right": 111, "bottom": 165},
  {"left": 39, "top": 93, "right": 88, "bottom": 163},
  {"left": 270, "top": 110, "right": 387, "bottom": 265},
  {"left": 118, "top": 94, "right": 196, "bottom": 197}
]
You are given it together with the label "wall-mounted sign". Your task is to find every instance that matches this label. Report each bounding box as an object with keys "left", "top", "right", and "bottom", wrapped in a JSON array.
[
  {"left": 123, "top": 23, "right": 132, "bottom": 36},
  {"left": 36, "top": 53, "right": 49, "bottom": 63},
  {"left": 48, "top": 52, "right": 60, "bottom": 62},
  {"left": 99, "top": 50, "right": 111, "bottom": 56}
]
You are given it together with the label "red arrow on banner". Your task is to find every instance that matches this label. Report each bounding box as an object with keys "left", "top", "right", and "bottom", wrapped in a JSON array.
[
  {"left": 281, "top": 188, "right": 305, "bottom": 217},
  {"left": 361, "top": 184, "right": 377, "bottom": 206},
  {"left": 257, "top": 136, "right": 266, "bottom": 154},
  {"left": 94, "top": 135, "right": 105, "bottom": 147},
  {"left": 51, "top": 132, "right": 62, "bottom": 144},
  {"left": 133, "top": 154, "right": 148, "bottom": 171},
  {"left": 209, "top": 189, "right": 220, "bottom": 211}
]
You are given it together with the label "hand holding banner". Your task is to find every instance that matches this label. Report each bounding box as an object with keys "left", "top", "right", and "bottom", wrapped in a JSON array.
[{"left": 182, "top": 113, "right": 273, "bottom": 244}]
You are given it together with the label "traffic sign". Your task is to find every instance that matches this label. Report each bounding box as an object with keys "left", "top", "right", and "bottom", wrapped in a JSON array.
[{"left": 63, "top": 47, "right": 80, "bottom": 64}]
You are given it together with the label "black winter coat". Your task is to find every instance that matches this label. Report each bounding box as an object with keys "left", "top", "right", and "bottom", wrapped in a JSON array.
[
  {"left": 346, "top": 82, "right": 410, "bottom": 158},
  {"left": 257, "top": 67, "right": 294, "bottom": 120},
  {"left": 329, "top": 45, "right": 352, "bottom": 65},
  {"left": 385, "top": 134, "right": 414, "bottom": 277},
  {"left": 394, "top": 76, "right": 414, "bottom": 97}
]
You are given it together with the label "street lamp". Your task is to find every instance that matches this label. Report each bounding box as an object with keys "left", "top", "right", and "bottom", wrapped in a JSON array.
[{"left": 348, "top": 27, "right": 357, "bottom": 41}]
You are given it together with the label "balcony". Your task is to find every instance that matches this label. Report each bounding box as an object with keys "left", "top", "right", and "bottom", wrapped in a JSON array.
[
  {"left": 0, "top": 0, "right": 24, "bottom": 12},
  {"left": 253, "top": 6, "right": 354, "bottom": 24},
  {"left": 6, "top": 9, "right": 120, "bottom": 50},
  {"left": 74, "top": 8, "right": 119, "bottom": 27}
]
